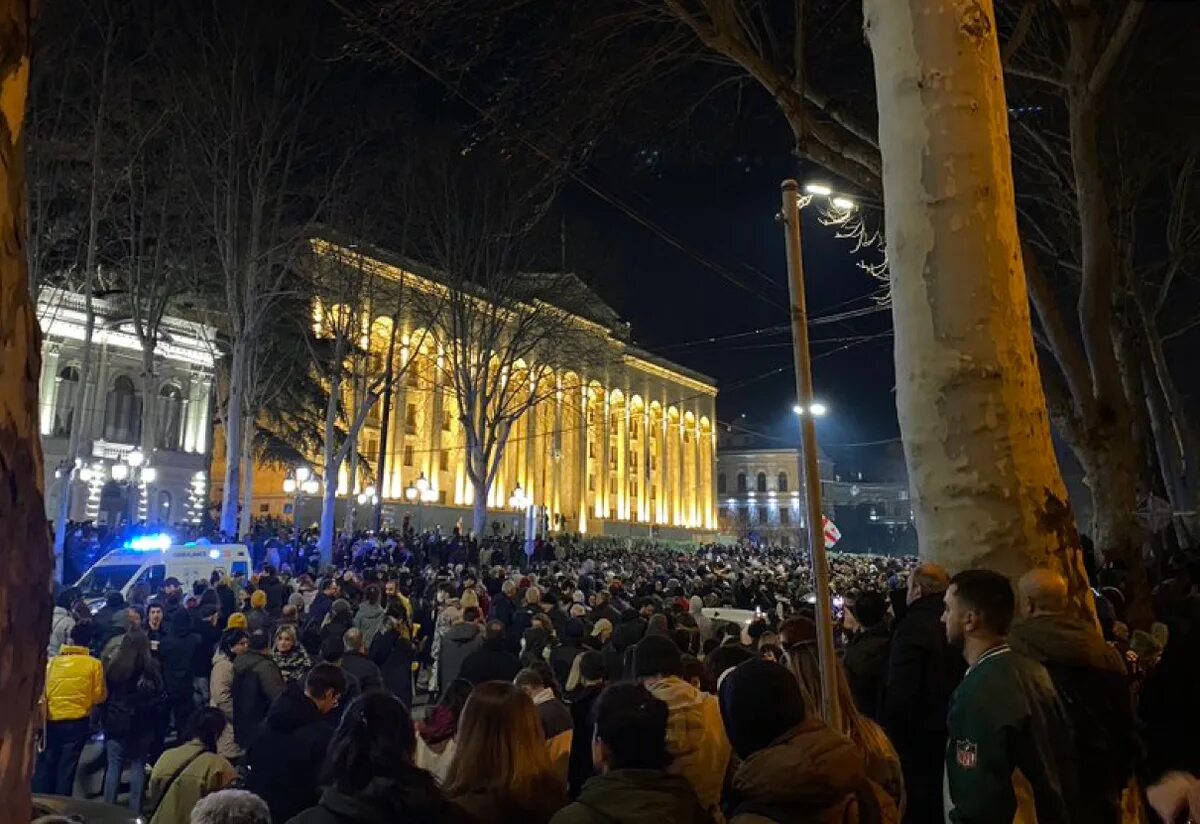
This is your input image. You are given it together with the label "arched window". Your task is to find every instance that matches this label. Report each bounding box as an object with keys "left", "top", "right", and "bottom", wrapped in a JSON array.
[
  {"left": 756, "top": 472, "right": 767, "bottom": 492},
  {"left": 103, "top": 375, "right": 141, "bottom": 444},
  {"left": 778, "top": 472, "right": 789, "bottom": 492},
  {"left": 736, "top": 472, "right": 747, "bottom": 492},
  {"left": 717, "top": 473, "right": 727, "bottom": 494},
  {"left": 53, "top": 366, "right": 80, "bottom": 437},
  {"left": 155, "top": 385, "right": 184, "bottom": 451}
]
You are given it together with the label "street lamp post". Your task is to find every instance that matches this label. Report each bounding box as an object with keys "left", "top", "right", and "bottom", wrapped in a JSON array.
[
  {"left": 778, "top": 179, "right": 845, "bottom": 728},
  {"left": 404, "top": 471, "right": 437, "bottom": 533},
  {"left": 283, "top": 466, "right": 318, "bottom": 529},
  {"left": 356, "top": 485, "right": 379, "bottom": 532},
  {"left": 110, "top": 448, "right": 154, "bottom": 525},
  {"left": 508, "top": 484, "right": 533, "bottom": 559}
]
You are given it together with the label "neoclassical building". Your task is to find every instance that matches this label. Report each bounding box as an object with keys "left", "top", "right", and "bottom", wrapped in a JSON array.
[
  {"left": 37, "top": 288, "right": 216, "bottom": 527},
  {"left": 234, "top": 240, "right": 718, "bottom": 538}
]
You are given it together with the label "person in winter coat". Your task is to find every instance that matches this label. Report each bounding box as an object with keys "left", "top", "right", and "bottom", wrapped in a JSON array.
[
  {"left": 160, "top": 608, "right": 200, "bottom": 739},
  {"left": 879, "top": 562, "right": 961, "bottom": 824},
  {"left": 103, "top": 630, "right": 165, "bottom": 814},
  {"left": 842, "top": 591, "right": 891, "bottom": 721},
  {"left": 942, "top": 570, "right": 1075, "bottom": 824},
  {"left": 564, "top": 651, "right": 606, "bottom": 800},
  {"left": 516, "top": 668, "right": 573, "bottom": 780},
  {"left": 287, "top": 691, "right": 461, "bottom": 824},
  {"left": 549, "top": 620, "right": 588, "bottom": 688},
  {"left": 491, "top": 580, "right": 518, "bottom": 648},
  {"left": 246, "top": 590, "right": 273, "bottom": 635},
  {"left": 319, "top": 599, "right": 354, "bottom": 646},
  {"left": 552, "top": 683, "right": 713, "bottom": 824},
  {"left": 1009, "top": 568, "right": 1136, "bottom": 824},
  {"left": 244, "top": 664, "right": 346, "bottom": 824},
  {"left": 353, "top": 585, "right": 387, "bottom": 650},
  {"left": 339, "top": 628, "right": 385, "bottom": 695},
  {"left": 35, "top": 622, "right": 107, "bottom": 795},
  {"left": 191, "top": 605, "right": 223, "bottom": 705},
  {"left": 258, "top": 565, "right": 286, "bottom": 615},
  {"left": 459, "top": 620, "right": 522, "bottom": 686},
  {"left": 415, "top": 678, "right": 473, "bottom": 783},
  {"left": 272, "top": 625, "right": 313, "bottom": 686},
  {"left": 48, "top": 587, "right": 80, "bottom": 657},
  {"left": 209, "top": 629, "right": 247, "bottom": 762},
  {"left": 438, "top": 608, "right": 484, "bottom": 693},
  {"left": 231, "top": 628, "right": 285, "bottom": 750},
  {"left": 368, "top": 611, "right": 416, "bottom": 708},
  {"left": 630, "top": 634, "right": 730, "bottom": 819},
  {"left": 147, "top": 708, "right": 237, "bottom": 824},
  {"left": 720, "top": 657, "right": 898, "bottom": 824},
  {"left": 443, "top": 682, "right": 566, "bottom": 824}
]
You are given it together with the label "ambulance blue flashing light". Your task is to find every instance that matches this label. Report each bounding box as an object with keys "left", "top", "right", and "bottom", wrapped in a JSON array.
[{"left": 124, "top": 534, "right": 172, "bottom": 551}]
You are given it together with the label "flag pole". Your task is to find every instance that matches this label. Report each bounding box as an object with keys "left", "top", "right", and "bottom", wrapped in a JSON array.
[{"left": 779, "top": 179, "right": 841, "bottom": 728}]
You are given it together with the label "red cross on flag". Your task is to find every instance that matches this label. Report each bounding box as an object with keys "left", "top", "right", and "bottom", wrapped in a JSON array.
[{"left": 822, "top": 515, "right": 841, "bottom": 549}]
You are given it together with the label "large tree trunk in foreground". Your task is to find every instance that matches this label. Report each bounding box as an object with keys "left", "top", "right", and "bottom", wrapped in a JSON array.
[
  {"left": 864, "top": 0, "right": 1091, "bottom": 611},
  {"left": 0, "top": 2, "right": 52, "bottom": 815}
]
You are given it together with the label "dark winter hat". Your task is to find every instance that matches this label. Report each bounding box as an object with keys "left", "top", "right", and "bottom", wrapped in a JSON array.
[
  {"left": 631, "top": 634, "right": 683, "bottom": 679},
  {"left": 320, "top": 635, "right": 346, "bottom": 663},
  {"left": 719, "top": 658, "right": 806, "bottom": 760},
  {"left": 564, "top": 619, "right": 585, "bottom": 641}
]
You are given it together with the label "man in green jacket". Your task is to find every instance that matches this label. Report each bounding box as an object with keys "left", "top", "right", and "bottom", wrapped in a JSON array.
[
  {"left": 942, "top": 569, "right": 1076, "bottom": 824},
  {"left": 551, "top": 682, "right": 713, "bottom": 824}
]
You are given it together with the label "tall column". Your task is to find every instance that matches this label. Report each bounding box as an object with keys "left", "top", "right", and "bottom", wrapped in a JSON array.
[
  {"left": 553, "top": 385, "right": 563, "bottom": 520},
  {"left": 640, "top": 406, "right": 651, "bottom": 523},
  {"left": 525, "top": 396, "right": 538, "bottom": 503},
  {"left": 659, "top": 407, "right": 668, "bottom": 524},
  {"left": 676, "top": 418, "right": 686, "bottom": 526},
  {"left": 426, "top": 350, "right": 444, "bottom": 493},
  {"left": 616, "top": 400, "right": 628, "bottom": 520},
  {"left": 598, "top": 396, "right": 610, "bottom": 519},
  {"left": 690, "top": 416, "right": 700, "bottom": 527},
  {"left": 40, "top": 347, "right": 60, "bottom": 436},
  {"left": 578, "top": 384, "right": 589, "bottom": 532},
  {"left": 387, "top": 341, "right": 409, "bottom": 499}
]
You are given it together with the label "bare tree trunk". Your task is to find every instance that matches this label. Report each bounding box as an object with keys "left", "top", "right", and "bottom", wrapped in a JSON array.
[
  {"left": 54, "top": 272, "right": 94, "bottom": 578},
  {"left": 238, "top": 413, "right": 254, "bottom": 540},
  {"left": 219, "top": 335, "right": 247, "bottom": 537},
  {"left": 0, "top": 2, "right": 52, "bottom": 812},
  {"left": 317, "top": 365, "right": 341, "bottom": 566},
  {"left": 472, "top": 479, "right": 488, "bottom": 538},
  {"left": 864, "top": 0, "right": 1091, "bottom": 609}
]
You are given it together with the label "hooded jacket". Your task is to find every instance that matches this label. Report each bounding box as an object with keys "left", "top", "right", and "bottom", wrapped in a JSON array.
[
  {"left": 288, "top": 774, "right": 460, "bottom": 824},
  {"left": 245, "top": 686, "right": 334, "bottom": 823},
  {"left": 459, "top": 637, "right": 522, "bottom": 686},
  {"left": 353, "top": 601, "right": 387, "bottom": 649},
  {"left": 552, "top": 769, "right": 715, "bottom": 824},
  {"left": 643, "top": 676, "right": 731, "bottom": 816},
  {"left": 728, "top": 719, "right": 897, "bottom": 824},
  {"left": 231, "top": 649, "right": 286, "bottom": 747},
  {"left": 438, "top": 622, "right": 483, "bottom": 692},
  {"left": 1009, "top": 614, "right": 1135, "bottom": 823}
]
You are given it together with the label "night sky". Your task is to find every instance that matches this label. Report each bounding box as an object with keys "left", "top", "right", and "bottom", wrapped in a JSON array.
[{"left": 557, "top": 146, "right": 900, "bottom": 480}]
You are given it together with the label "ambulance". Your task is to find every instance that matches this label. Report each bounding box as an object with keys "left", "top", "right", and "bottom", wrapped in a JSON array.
[{"left": 75, "top": 535, "right": 251, "bottom": 608}]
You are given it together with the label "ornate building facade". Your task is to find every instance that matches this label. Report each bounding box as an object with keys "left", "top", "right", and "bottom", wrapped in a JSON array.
[
  {"left": 233, "top": 241, "right": 719, "bottom": 538},
  {"left": 37, "top": 288, "right": 216, "bottom": 527}
]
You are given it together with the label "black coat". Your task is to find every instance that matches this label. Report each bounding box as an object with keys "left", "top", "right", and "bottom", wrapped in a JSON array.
[
  {"left": 549, "top": 641, "right": 587, "bottom": 688},
  {"left": 259, "top": 574, "right": 286, "bottom": 614},
  {"left": 287, "top": 774, "right": 460, "bottom": 824},
  {"left": 880, "top": 593, "right": 961, "bottom": 753},
  {"left": 246, "top": 686, "right": 335, "bottom": 824},
  {"left": 232, "top": 650, "right": 287, "bottom": 748},
  {"left": 567, "top": 684, "right": 603, "bottom": 799},
  {"left": 102, "top": 661, "right": 164, "bottom": 757},
  {"left": 340, "top": 651, "right": 385, "bottom": 697},
  {"left": 215, "top": 584, "right": 237, "bottom": 623},
  {"left": 159, "top": 626, "right": 200, "bottom": 699},
  {"left": 842, "top": 623, "right": 891, "bottom": 720},
  {"left": 458, "top": 640, "right": 521, "bottom": 686},
  {"left": 368, "top": 631, "right": 415, "bottom": 708},
  {"left": 508, "top": 606, "right": 537, "bottom": 654}
]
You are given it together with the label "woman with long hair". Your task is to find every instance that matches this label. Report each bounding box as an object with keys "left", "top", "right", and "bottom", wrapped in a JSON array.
[
  {"left": 103, "top": 630, "right": 164, "bottom": 814},
  {"left": 415, "top": 678, "right": 473, "bottom": 783},
  {"left": 443, "top": 681, "right": 566, "bottom": 824},
  {"left": 289, "top": 692, "right": 457, "bottom": 823},
  {"left": 147, "top": 707, "right": 236, "bottom": 824},
  {"left": 370, "top": 604, "right": 417, "bottom": 708},
  {"left": 783, "top": 637, "right": 906, "bottom": 816},
  {"left": 208, "top": 629, "right": 248, "bottom": 762},
  {"left": 272, "top": 625, "right": 312, "bottom": 686}
]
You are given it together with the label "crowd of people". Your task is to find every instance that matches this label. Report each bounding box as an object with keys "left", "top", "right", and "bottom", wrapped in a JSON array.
[{"left": 33, "top": 528, "right": 1200, "bottom": 823}]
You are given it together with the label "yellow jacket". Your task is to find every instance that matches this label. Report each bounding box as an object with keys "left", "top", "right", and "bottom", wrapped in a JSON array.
[{"left": 45, "top": 645, "right": 106, "bottom": 721}]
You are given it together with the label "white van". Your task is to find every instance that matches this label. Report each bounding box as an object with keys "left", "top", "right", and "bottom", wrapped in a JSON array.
[{"left": 75, "top": 536, "right": 251, "bottom": 607}]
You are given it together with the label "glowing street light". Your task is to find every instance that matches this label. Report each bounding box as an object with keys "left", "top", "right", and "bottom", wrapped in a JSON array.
[
  {"left": 126, "top": 449, "right": 145, "bottom": 468},
  {"left": 805, "top": 183, "right": 833, "bottom": 196},
  {"left": 793, "top": 402, "right": 829, "bottom": 417}
]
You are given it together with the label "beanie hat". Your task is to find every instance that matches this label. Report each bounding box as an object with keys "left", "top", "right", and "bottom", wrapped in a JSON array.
[
  {"left": 225, "top": 612, "right": 248, "bottom": 630},
  {"left": 250, "top": 590, "right": 268, "bottom": 609},
  {"left": 632, "top": 634, "right": 683, "bottom": 679},
  {"left": 564, "top": 619, "right": 585, "bottom": 641},
  {"left": 719, "top": 658, "right": 806, "bottom": 760}
]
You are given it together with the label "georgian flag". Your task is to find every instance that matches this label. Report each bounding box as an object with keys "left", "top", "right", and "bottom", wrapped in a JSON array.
[{"left": 822, "top": 515, "right": 841, "bottom": 549}]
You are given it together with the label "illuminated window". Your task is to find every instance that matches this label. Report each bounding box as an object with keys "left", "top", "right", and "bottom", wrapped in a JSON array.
[
  {"left": 756, "top": 473, "right": 767, "bottom": 493},
  {"left": 778, "top": 472, "right": 789, "bottom": 492}
]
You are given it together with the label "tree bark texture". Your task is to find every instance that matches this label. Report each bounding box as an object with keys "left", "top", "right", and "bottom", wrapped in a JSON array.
[
  {"left": 864, "top": 0, "right": 1091, "bottom": 609},
  {"left": 218, "top": 335, "right": 246, "bottom": 537},
  {"left": 0, "top": 1, "right": 51, "bottom": 816}
]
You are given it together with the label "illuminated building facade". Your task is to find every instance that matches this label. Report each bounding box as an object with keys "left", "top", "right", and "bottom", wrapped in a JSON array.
[
  {"left": 233, "top": 241, "right": 719, "bottom": 537},
  {"left": 37, "top": 288, "right": 216, "bottom": 527}
]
